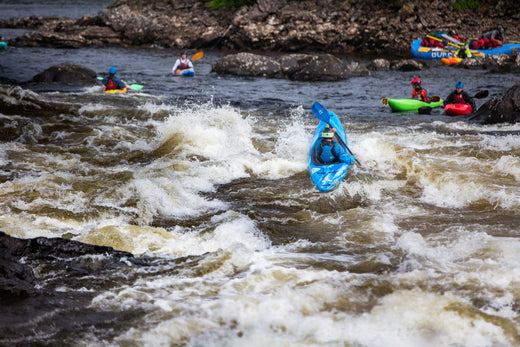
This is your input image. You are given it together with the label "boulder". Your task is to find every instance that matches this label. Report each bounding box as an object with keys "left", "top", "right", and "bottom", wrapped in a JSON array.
[
  {"left": 368, "top": 58, "right": 391, "bottom": 71},
  {"left": 390, "top": 59, "right": 428, "bottom": 71},
  {"left": 458, "top": 53, "right": 520, "bottom": 72},
  {"left": 31, "top": 64, "right": 98, "bottom": 85},
  {"left": 212, "top": 52, "right": 282, "bottom": 78},
  {"left": 471, "top": 83, "right": 520, "bottom": 124},
  {"left": 287, "top": 54, "right": 354, "bottom": 81},
  {"left": 212, "top": 53, "right": 368, "bottom": 81},
  {"left": 0, "top": 231, "right": 135, "bottom": 298}
]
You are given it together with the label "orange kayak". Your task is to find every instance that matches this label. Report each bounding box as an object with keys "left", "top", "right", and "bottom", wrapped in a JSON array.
[{"left": 441, "top": 57, "right": 462, "bottom": 65}]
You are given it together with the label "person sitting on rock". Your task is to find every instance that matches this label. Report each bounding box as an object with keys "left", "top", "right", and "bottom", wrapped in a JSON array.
[
  {"left": 441, "top": 81, "right": 476, "bottom": 110},
  {"left": 102, "top": 67, "right": 126, "bottom": 91},
  {"left": 411, "top": 78, "right": 431, "bottom": 103},
  {"left": 171, "top": 51, "right": 194, "bottom": 75}
]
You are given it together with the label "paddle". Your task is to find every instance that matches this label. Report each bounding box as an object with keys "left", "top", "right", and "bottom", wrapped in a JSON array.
[
  {"left": 426, "top": 35, "right": 485, "bottom": 56},
  {"left": 474, "top": 90, "right": 488, "bottom": 98},
  {"left": 96, "top": 76, "right": 143, "bottom": 91},
  {"left": 417, "top": 97, "right": 441, "bottom": 114},
  {"left": 418, "top": 47, "right": 454, "bottom": 53},
  {"left": 191, "top": 51, "right": 203, "bottom": 61},
  {"left": 311, "top": 101, "right": 362, "bottom": 167}
]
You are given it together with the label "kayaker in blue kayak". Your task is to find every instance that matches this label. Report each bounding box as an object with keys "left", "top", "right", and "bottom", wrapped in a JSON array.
[
  {"left": 411, "top": 78, "right": 431, "bottom": 103},
  {"left": 313, "top": 127, "right": 356, "bottom": 165},
  {"left": 171, "top": 51, "right": 194, "bottom": 75},
  {"left": 102, "top": 67, "right": 126, "bottom": 91}
]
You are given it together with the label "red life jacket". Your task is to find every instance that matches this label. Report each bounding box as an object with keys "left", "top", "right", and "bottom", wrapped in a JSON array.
[
  {"left": 179, "top": 62, "right": 189, "bottom": 70},
  {"left": 453, "top": 93, "right": 465, "bottom": 104},
  {"left": 106, "top": 77, "right": 117, "bottom": 90}
]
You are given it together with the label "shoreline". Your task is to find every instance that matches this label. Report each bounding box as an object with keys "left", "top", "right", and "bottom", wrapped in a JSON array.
[{"left": 1, "top": 0, "right": 519, "bottom": 57}]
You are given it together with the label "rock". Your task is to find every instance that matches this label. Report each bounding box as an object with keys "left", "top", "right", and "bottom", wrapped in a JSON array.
[
  {"left": 471, "top": 84, "right": 520, "bottom": 124},
  {"left": 287, "top": 54, "right": 353, "bottom": 81},
  {"left": 4, "top": 0, "right": 520, "bottom": 58},
  {"left": 31, "top": 64, "right": 98, "bottom": 85},
  {"left": 211, "top": 52, "right": 283, "bottom": 78},
  {"left": 458, "top": 54, "right": 520, "bottom": 72},
  {"left": 0, "top": 231, "right": 135, "bottom": 298},
  {"left": 390, "top": 59, "right": 428, "bottom": 71},
  {"left": 0, "top": 252, "right": 37, "bottom": 297},
  {"left": 368, "top": 58, "right": 391, "bottom": 71},
  {"left": 345, "top": 61, "right": 371, "bottom": 76},
  {"left": 212, "top": 53, "right": 367, "bottom": 81}
]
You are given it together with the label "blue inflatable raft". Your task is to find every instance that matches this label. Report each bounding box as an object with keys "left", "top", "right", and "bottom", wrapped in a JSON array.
[{"left": 410, "top": 39, "right": 520, "bottom": 60}]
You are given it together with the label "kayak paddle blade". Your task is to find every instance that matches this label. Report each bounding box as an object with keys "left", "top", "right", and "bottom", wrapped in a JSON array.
[
  {"left": 430, "top": 96, "right": 441, "bottom": 102},
  {"left": 191, "top": 51, "right": 203, "bottom": 61},
  {"left": 418, "top": 106, "right": 432, "bottom": 114},
  {"left": 311, "top": 102, "right": 331, "bottom": 124},
  {"left": 129, "top": 84, "right": 143, "bottom": 91},
  {"left": 474, "top": 90, "right": 488, "bottom": 98},
  {"left": 381, "top": 98, "right": 389, "bottom": 106}
]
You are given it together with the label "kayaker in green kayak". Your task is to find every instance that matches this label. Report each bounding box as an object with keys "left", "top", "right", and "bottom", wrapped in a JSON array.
[
  {"left": 440, "top": 81, "right": 476, "bottom": 110},
  {"left": 411, "top": 78, "right": 431, "bottom": 103},
  {"left": 313, "top": 127, "right": 356, "bottom": 165}
]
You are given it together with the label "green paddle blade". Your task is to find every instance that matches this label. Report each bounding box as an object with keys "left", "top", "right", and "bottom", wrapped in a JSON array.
[{"left": 129, "top": 84, "right": 143, "bottom": 91}]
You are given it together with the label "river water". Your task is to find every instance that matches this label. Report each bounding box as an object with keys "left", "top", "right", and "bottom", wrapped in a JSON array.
[{"left": 1, "top": 2, "right": 520, "bottom": 346}]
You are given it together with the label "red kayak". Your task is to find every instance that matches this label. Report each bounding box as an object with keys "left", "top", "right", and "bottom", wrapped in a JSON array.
[{"left": 444, "top": 103, "right": 472, "bottom": 116}]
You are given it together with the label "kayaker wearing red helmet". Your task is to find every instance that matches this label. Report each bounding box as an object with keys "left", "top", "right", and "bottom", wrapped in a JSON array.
[{"left": 411, "top": 78, "right": 431, "bottom": 103}]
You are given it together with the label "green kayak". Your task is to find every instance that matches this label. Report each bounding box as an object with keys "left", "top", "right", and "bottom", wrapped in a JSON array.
[{"left": 382, "top": 97, "right": 443, "bottom": 112}]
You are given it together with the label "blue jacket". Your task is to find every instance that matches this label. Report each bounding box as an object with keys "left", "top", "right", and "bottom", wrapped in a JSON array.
[
  {"left": 102, "top": 75, "right": 126, "bottom": 90},
  {"left": 314, "top": 139, "right": 355, "bottom": 165}
]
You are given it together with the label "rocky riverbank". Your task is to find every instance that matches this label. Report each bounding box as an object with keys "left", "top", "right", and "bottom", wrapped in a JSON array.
[{"left": 1, "top": 0, "right": 520, "bottom": 57}]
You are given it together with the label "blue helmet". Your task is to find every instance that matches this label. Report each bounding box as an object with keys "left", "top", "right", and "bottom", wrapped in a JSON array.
[
  {"left": 109, "top": 67, "right": 117, "bottom": 74},
  {"left": 456, "top": 81, "right": 464, "bottom": 88}
]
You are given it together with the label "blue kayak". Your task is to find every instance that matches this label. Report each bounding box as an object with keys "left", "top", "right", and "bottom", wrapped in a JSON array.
[
  {"left": 175, "top": 69, "right": 195, "bottom": 76},
  {"left": 308, "top": 111, "right": 352, "bottom": 192}
]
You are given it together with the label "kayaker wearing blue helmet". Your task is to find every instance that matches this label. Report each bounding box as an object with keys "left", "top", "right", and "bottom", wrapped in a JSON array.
[
  {"left": 441, "top": 81, "right": 476, "bottom": 110},
  {"left": 102, "top": 67, "right": 126, "bottom": 91},
  {"left": 314, "top": 126, "right": 356, "bottom": 165}
]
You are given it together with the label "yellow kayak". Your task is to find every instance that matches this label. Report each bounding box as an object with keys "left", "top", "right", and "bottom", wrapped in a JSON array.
[{"left": 103, "top": 87, "right": 127, "bottom": 93}]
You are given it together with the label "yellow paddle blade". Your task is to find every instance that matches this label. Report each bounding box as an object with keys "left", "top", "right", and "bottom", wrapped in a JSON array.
[
  {"left": 381, "top": 98, "right": 389, "bottom": 106},
  {"left": 418, "top": 47, "right": 452, "bottom": 53},
  {"left": 191, "top": 51, "right": 203, "bottom": 61}
]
